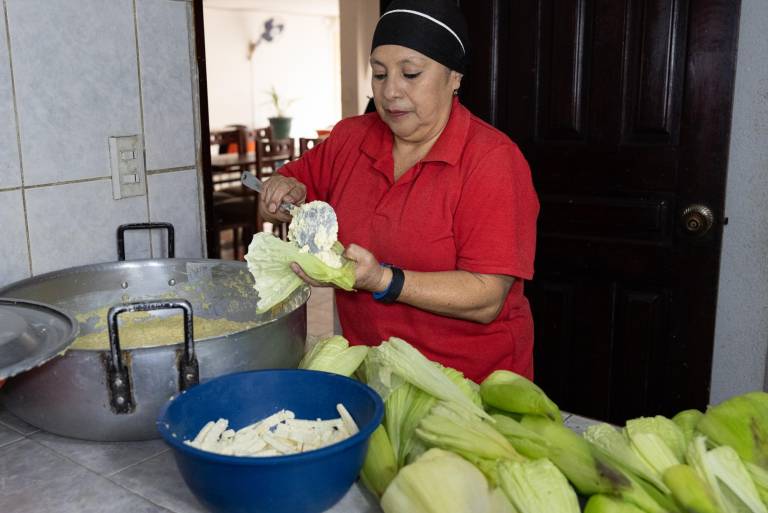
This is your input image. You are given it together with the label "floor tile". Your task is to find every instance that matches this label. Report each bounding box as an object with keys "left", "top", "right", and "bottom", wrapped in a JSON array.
[
  {"left": 0, "top": 439, "right": 170, "bottom": 513},
  {"left": 30, "top": 430, "right": 168, "bottom": 476},
  {"left": 326, "top": 483, "right": 382, "bottom": 513},
  {"left": 0, "top": 407, "right": 39, "bottom": 435},
  {"left": 110, "top": 450, "right": 382, "bottom": 513},
  {"left": 0, "top": 423, "right": 23, "bottom": 448},
  {"left": 110, "top": 450, "right": 208, "bottom": 513}
]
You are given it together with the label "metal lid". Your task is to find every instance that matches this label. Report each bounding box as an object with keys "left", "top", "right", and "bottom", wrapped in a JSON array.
[{"left": 0, "top": 298, "right": 79, "bottom": 380}]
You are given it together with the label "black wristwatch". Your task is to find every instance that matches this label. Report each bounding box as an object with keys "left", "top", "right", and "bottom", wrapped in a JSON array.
[{"left": 372, "top": 264, "right": 405, "bottom": 304}]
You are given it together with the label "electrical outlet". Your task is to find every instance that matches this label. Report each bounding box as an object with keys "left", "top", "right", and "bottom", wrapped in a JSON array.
[{"left": 109, "top": 135, "right": 145, "bottom": 199}]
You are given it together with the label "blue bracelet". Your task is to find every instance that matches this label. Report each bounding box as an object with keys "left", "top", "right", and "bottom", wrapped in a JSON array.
[{"left": 372, "top": 264, "right": 405, "bottom": 304}]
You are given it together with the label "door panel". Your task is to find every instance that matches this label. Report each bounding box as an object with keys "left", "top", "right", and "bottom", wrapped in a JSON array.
[
  {"left": 538, "top": 0, "right": 589, "bottom": 141},
  {"left": 462, "top": 0, "right": 741, "bottom": 422},
  {"left": 622, "top": 0, "right": 688, "bottom": 142}
]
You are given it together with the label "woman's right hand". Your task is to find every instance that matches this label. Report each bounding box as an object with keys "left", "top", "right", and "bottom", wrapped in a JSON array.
[{"left": 258, "top": 175, "right": 307, "bottom": 223}]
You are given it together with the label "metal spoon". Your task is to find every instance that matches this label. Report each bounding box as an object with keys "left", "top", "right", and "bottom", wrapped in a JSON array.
[
  {"left": 240, "top": 171, "right": 338, "bottom": 254},
  {"left": 240, "top": 171, "right": 295, "bottom": 214}
]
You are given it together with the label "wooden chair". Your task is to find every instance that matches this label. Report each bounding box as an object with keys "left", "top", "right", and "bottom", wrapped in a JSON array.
[
  {"left": 252, "top": 126, "right": 273, "bottom": 141},
  {"left": 210, "top": 126, "right": 247, "bottom": 155},
  {"left": 299, "top": 137, "right": 323, "bottom": 156},
  {"left": 213, "top": 194, "right": 258, "bottom": 261},
  {"left": 211, "top": 136, "right": 295, "bottom": 255},
  {"left": 256, "top": 138, "right": 295, "bottom": 177},
  {"left": 211, "top": 127, "right": 271, "bottom": 194},
  {"left": 252, "top": 138, "right": 295, "bottom": 240}
]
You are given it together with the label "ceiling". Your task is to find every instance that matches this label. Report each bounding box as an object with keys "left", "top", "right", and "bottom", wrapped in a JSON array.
[{"left": 203, "top": 0, "right": 339, "bottom": 17}]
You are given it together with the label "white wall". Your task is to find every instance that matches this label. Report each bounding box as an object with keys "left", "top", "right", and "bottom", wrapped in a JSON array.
[
  {"left": 338, "top": 0, "right": 379, "bottom": 118},
  {"left": 0, "top": 0, "right": 204, "bottom": 288},
  {"left": 203, "top": 0, "right": 341, "bottom": 137},
  {"left": 711, "top": 0, "right": 768, "bottom": 402}
]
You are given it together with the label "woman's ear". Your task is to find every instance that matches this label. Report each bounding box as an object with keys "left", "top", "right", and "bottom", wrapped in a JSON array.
[{"left": 450, "top": 71, "right": 463, "bottom": 91}]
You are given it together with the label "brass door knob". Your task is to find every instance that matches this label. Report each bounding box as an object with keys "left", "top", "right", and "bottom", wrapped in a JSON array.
[{"left": 681, "top": 204, "right": 714, "bottom": 236}]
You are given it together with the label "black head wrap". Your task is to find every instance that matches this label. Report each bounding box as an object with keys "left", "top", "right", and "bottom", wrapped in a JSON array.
[{"left": 371, "top": 0, "right": 470, "bottom": 73}]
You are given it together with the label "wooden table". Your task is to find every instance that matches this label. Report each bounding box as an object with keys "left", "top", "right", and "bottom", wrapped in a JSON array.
[
  {"left": 210, "top": 152, "right": 260, "bottom": 173},
  {"left": 207, "top": 151, "right": 292, "bottom": 257},
  {"left": 211, "top": 150, "right": 291, "bottom": 173}
]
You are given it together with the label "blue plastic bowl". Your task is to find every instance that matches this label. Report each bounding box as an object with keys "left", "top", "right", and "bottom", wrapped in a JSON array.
[{"left": 157, "top": 369, "right": 384, "bottom": 513}]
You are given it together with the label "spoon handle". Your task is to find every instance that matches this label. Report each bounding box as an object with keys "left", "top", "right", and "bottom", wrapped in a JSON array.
[{"left": 240, "top": 171, "right": 295, "bottom": 213}]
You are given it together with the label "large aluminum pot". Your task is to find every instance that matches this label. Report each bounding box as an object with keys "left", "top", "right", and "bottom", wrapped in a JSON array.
[{"left": 0, "top": 258, "right": 308, "bottom": 441}]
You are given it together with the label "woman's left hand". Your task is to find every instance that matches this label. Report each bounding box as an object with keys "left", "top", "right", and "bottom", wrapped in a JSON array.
[
  {"left": 343, "top": 243, "right": 391, "bottom": 292},
  {"left": 289, "top": 262, "right": 328, "bottom": 288},
  {"left": 289, "top": 243, "right": 391, "bottom": 292}
]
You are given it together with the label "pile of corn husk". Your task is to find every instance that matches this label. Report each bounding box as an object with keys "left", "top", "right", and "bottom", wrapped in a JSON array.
[{"left": 301, "top": 334, "right": 768, "bottom": 513}]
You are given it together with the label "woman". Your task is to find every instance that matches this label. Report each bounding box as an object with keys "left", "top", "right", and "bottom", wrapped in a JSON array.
[{"left": 259, "top": 0, "right": 539, "bottom": 382}]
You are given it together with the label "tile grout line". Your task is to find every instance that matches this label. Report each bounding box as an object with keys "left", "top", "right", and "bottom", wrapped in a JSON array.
[
  {"left": 2, "top": 166, "right": 195, "bottom": 193},
  {"left": 131, "top": 0, "right": 153, "bottom": 255},
  {"left": 0, "top": 434, "right": 23, "bottom": 449},
  {"left": 185, "top": 0, "right": 207, "bottom": 259},
  {"left": 104, "top": 477, "right": 179, "bottom": 513},
  {"left": 106, "top": 446, "right": 171, "bottom": 477},
  {"left": 3, "top": 0, "right": 32, "bottom": 277},
  {"left": 22, "top": 436, "right": 176, "bottom": 512},
  {"left": 103, "top": 456, "right": 186, "bottom": 513},
  {"left": 17, "top": 175, "right": 111, "bottom": 189},
  {"left": 147, "top": 166, "right": 196, "bottom": 175},
  {"left": 0, "top": 417, "right": 39, "bottom": 436}
]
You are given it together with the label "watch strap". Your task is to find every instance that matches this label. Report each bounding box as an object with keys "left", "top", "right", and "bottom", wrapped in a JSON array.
[{"left": 372, "top": 264, "right": 404, "bottom": 304}]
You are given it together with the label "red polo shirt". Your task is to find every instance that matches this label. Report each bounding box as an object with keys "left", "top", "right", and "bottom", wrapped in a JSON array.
[{"left": 279, "top": 99, "right": 539, "bottom": 382}]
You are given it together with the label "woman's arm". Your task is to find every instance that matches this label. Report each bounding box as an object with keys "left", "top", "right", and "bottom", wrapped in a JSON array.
[
  {"left": 292, "top": 243, "right": 514, "bottom": 324},
  {"left": 349, "top": 243, "right": 513, "bottom": 324},
  {"left": 394, "top": 268, "right": 514, "bottom": 324}
]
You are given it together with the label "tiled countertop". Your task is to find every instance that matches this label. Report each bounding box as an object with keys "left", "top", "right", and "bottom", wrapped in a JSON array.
[{"left": 0, "top": 403, "right": 599, "bottom": 513}]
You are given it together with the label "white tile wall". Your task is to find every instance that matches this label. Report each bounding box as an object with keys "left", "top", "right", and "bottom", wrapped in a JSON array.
[
  {"left": 0, "top": 190, "right": 30, "bottom": 284},
  {"left": 148, "top": 169, "right": 203, "bottom": 259},
  {"left": 136, "top": 0, "right": 196, "bottom": 171},
  {"left": 0, "top": 0, "right": 204, "bottom": 290},
  {"left": 0, "top": 7, "right": 20, "bottom": 190},
  {"left": 25, "top": 180, "right": 149, "bottom": 274},
  {"left": 6, "top": 0, "right": 142, "bottom": 186}
]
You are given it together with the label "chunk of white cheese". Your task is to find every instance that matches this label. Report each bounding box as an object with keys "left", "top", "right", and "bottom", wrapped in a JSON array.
[{"left": 184, "top": 405, "right": 359, "bottom": 457}]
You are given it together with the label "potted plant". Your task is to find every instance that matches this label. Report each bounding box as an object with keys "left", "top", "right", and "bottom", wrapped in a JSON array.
[{"left": 265, "top": 85, "right": 295, "bottom": 139}]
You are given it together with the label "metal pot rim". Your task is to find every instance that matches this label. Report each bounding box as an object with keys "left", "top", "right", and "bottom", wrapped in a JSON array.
[
  {"left": 0, "top": 257, "right": 311, "bottom": 353},
  {"left": 0, "top": 258, "right": 231, "bottom": 294}
]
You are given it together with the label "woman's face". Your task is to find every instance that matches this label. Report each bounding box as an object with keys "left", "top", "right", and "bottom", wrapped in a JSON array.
[{"left": 370, "top": 45, "right": 462, "bottom": 144}]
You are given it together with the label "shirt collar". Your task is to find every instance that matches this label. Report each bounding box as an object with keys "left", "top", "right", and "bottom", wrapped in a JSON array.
[
  {"left": 423, "top": 97, "right": 470, "bottom": 165},
  {"left": 361, "top": 97, "right": 470, "bottom": 167}
]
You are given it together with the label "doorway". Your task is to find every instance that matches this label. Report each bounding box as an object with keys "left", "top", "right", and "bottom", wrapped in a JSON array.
[
  {"left": 193, "top": 0, "right": 376, "bottom": 259},
  {"left": 459, "top": 0, "right": 742, "bottom": 422}
]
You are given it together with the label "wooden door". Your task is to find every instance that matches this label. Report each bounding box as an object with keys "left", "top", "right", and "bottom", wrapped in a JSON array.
[{"left": 460, "top": 0, "right": 742, "bottom": 423}]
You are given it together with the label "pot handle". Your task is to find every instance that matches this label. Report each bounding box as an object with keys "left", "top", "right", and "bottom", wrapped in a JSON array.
[
  {"left": 106, "top": 299, "right": 199, "bottom": 414},
  {"left": 116, "top": 222, "right": 175, "bottom": 261}
]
